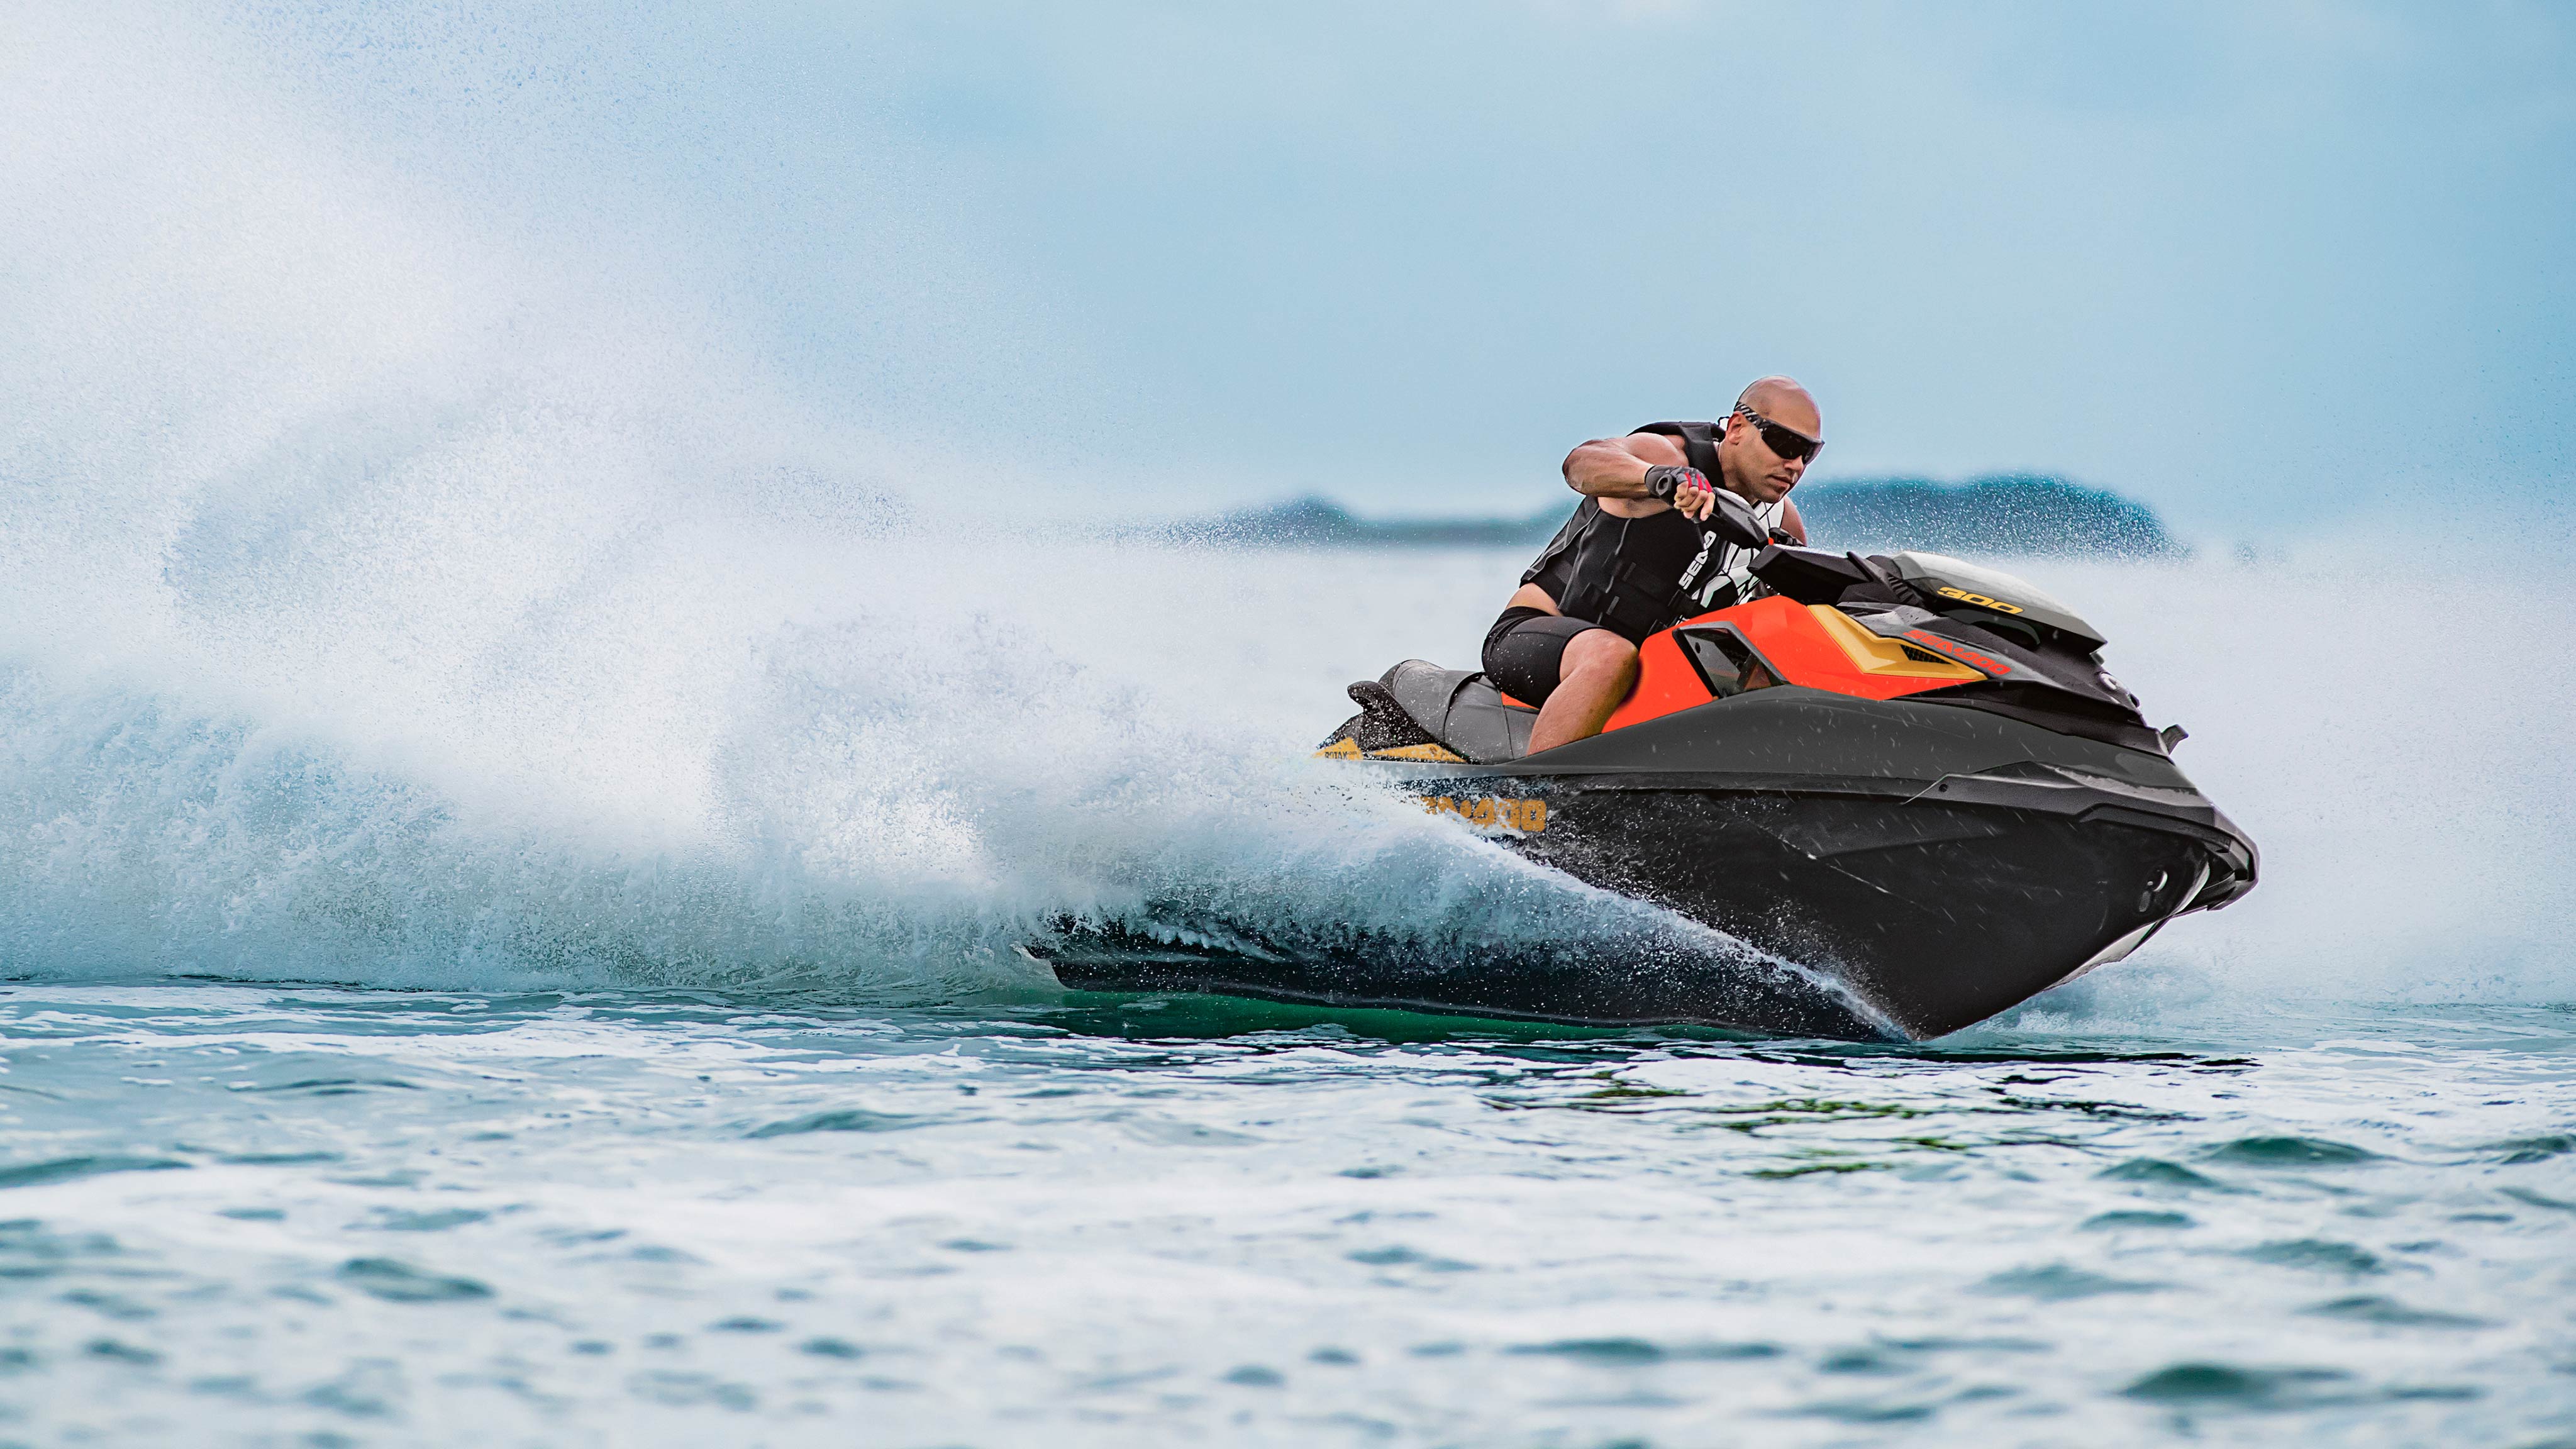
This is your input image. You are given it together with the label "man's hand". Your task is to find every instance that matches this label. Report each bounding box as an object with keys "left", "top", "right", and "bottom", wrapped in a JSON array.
[{"left": 1642, "top": 465, "right": 1717, "bottom": 522}]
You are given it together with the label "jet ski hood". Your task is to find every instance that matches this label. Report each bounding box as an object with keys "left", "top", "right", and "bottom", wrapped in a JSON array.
[{"left": 1889, "top": 552, "right": 2107, "bottom": 649}]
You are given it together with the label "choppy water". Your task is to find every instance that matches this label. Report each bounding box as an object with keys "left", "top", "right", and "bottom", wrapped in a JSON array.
[{"left": 3, "top": 987, "right": 2571, "bottom": 1446}]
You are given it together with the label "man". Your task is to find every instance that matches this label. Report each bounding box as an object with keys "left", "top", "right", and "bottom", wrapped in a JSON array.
[{"left": 1484, "top": 377, "right": 1823, "bottom": 753}]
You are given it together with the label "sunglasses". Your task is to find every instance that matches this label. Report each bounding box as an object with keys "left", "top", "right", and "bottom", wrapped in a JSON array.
[{"left": 1733, "top": 407, "right": 1823, "bottom": 465}]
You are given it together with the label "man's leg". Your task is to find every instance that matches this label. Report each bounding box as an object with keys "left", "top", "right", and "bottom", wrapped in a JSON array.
[{"left": 1526, "top": 629, "right": 1638, "bottom": 754}]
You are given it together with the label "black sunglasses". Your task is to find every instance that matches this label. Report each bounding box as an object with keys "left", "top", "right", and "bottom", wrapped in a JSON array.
[{"left": 1733, "top": 407, "right": 1823, "bottom": 465}]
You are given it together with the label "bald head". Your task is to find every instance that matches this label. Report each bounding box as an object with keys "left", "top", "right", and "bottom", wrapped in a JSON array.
[
  {"left": 1734, "top": 376, "right": 1820, "bottom": 436},
  {"left": 1713, "top": 375, "right": 1823, "bottom": 505}
]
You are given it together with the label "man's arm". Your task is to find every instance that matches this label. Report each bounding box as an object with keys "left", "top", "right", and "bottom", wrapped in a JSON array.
[
  {"left": 1780, "top": 497, "right": 1807, "bottom": 544},
  {"left": 1561, "top": 433, "right": 1716, "bottom": 521},
  {"left": 1562, "top": 432, "right": 1684, "bottom": 497}
]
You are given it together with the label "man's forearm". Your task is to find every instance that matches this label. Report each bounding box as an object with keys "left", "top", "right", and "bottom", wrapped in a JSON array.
[{"left": 1561, "top": 440, "right": 1655, "bottom": 497}]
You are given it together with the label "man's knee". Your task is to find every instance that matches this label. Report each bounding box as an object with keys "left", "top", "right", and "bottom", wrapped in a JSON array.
[{"left": 1563, "top": 630, "right": 1638, "bottom": 679}]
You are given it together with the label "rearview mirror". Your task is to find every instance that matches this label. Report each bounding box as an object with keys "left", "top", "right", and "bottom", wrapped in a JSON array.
[{"left": 1707, "top": 490, "right": 1769, "bottom": 551}]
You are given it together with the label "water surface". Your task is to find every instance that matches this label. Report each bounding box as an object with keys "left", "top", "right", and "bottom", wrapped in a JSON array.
[{"left": 4, "top": 985, "right": 2569, "bottom": 1445}]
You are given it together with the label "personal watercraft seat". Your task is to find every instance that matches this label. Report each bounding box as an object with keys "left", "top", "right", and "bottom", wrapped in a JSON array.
[{"left": 1319, "top": 660, "right": 1535, "bottom": 764}]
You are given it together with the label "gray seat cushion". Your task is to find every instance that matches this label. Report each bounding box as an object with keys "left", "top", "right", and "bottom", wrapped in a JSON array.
[{"left": 1377, "top": 660, "right": 1536, "bottom": 763}]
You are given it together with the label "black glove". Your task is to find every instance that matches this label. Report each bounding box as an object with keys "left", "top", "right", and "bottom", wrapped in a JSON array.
[{"left": 1642, "top": 464, "right": 1708, "bottom": 502}]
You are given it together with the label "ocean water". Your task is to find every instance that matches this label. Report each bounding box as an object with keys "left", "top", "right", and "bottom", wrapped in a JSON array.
[
  {"left": 0, "top": 987, "right": 2569, "bottom": 1448},
  {"left": 6, "top": 7, "right": 2576, "bottom": 1443}
]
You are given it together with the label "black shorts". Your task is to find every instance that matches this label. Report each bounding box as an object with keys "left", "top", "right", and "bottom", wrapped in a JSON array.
[{"left": 1482, "top": 606, "right": 1614, "bottom": 707}]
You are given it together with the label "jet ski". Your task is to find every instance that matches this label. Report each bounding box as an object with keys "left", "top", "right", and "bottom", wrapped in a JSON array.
[{"left": 1035, "top": 496, "right": 2257, "bottom": 1040}]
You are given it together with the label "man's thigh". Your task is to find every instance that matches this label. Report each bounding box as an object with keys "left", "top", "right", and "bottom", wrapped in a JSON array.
[{"left": 1484, "top": 613, "right": 1609, "bottom": 706}]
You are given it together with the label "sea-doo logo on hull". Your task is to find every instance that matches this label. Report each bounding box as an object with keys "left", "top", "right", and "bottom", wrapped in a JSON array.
[{"left": 1421, "top": 796, "right": 1548, "bottom": 833}]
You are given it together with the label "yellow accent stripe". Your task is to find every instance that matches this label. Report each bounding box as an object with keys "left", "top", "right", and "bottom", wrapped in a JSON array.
[
  {"left": 1806, "top": 606, "right": 1987, "bottom": 680},
  {"left": 1367, "top": 742, "right": 1467, "bottom": 763},
  {"left": 1313, "top": 738, "right": 1468, "bottom": 763}
]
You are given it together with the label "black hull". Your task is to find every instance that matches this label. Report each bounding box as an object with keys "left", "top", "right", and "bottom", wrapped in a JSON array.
[
  {"left": 1498, "top": 782, "right": 2218, "bottom": 1036},
  {"left": 1038, "top": 688, "right": 2257, "bottom": 1040}
]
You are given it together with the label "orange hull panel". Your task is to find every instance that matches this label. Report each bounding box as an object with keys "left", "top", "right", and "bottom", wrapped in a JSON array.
[{"left": 1600, "top": 597, "right": 1980, "bottom": 735}]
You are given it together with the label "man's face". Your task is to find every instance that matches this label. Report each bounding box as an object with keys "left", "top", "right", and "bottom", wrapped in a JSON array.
[{"left": 1719, "top": 394, "right": 1823, "bottom": 504}]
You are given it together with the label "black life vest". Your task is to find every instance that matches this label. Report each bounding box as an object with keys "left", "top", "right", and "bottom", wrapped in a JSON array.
[{"left": 1518, "top": 421, "right": 1777, "bottom": 643}]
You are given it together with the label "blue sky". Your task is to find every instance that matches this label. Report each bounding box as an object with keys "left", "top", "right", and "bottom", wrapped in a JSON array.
[{"left": 72, "top": 3, "right": 2576, "bottom": 535}]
